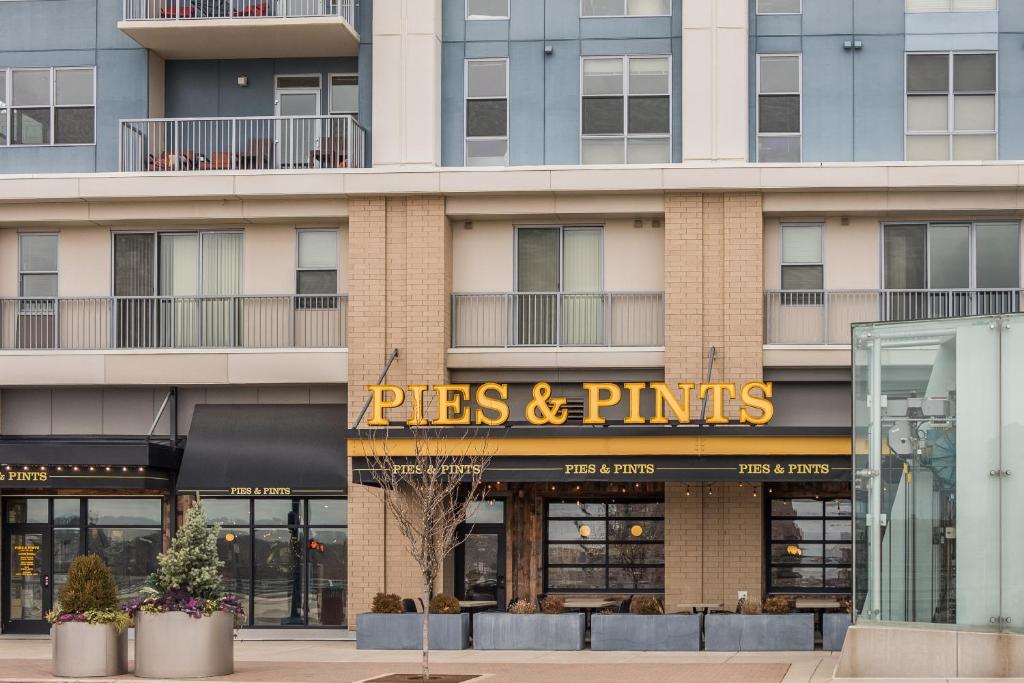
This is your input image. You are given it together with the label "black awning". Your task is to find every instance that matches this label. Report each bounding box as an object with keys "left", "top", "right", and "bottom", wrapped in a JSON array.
[{"left": 177, "top": 404, "right": 347, "bottom": 496}]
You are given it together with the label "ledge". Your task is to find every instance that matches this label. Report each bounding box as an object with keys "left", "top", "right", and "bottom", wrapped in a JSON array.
[
  {"left": 447, "top": 347, "right": 665, "bottom": 370},
  {"left": 763, "top": 345, "right": 852, "bottom": 368}
]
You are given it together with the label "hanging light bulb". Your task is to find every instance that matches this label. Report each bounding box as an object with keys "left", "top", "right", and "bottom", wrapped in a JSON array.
[{"left": 685, "top": 486, "right": 691, "bottom": 497}]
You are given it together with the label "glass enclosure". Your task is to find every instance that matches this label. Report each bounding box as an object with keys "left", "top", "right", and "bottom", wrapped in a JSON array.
[{"left": 852, "top": 313, "right": 1024, "bottom": 631}]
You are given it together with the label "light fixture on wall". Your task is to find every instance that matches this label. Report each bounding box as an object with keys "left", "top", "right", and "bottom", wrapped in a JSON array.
[
  {"left": 843, "top": 39, "right": 863, "bottom": 50},
  {"left": 464, "top": 220, "right": 474, "bottom": 230},
  {"left": 237, "top": 75, "right": 249, "bottom": 87}
]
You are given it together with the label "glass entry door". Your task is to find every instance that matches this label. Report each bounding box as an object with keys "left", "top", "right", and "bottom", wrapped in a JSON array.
[
  {"left": 455, "top": 524, "right": 505, "bottom": 608},
  {"left": 275, "top": 84, "right": 321, "bottom": 169},
  {"left": 3, "top": 526, "right": 52, "bottom": 634}
]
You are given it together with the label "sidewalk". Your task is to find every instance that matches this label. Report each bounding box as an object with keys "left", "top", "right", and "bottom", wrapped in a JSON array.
[{"left": 0, "top": 640, "right": 839, "bottom": 683}]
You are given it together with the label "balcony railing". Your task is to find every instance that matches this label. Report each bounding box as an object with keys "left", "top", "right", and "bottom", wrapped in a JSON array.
[
  {"left": 123, "top": 0, "right": 356, "bottom": 23},
  {"left": 764, "top": 288, "right": 1024, "bottom": 345},
  {"left": 452, "top": 292, "right": 664, "bottom": 348},
  {"left": 119, "top": 115, "right": 365, "bottom": 172},
  {"left": 0, "top": 295, "right": 347, "bottom": 351}
]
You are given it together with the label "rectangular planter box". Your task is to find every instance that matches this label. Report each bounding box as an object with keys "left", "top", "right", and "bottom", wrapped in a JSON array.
[
  {"left": 472, "top": 612, "right": 585, "bottom": 650},
  {"left": 591, "top": 614, "right": 701, "bottom": 651},
  {"left": 823, "top": 612, "right": 852, "bottom": 651},
  {"left": 356, "top": 613, "right": 470, "bottom": 650},
  {"left": 704, "top": 613, "right": 814, "bottom": 651}
]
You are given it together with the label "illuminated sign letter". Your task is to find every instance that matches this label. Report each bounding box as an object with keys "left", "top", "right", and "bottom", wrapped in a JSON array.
[
  {"left": 649, "top": 383, "right": 693, "bottom": 424},
  {"left": 699, "top": 383, "right": 737, "bottom": 425},
  {"left": 475, "top": 382, "right": 510, "bottom": 426},
  {"left": 583, "top": 383, "right": 622, "bottom": 425},
  {"left": 368, "top": 385, "right": 404, "bottom": 426},
  {"left": 433, "top": 384, "right": 472, "bottom": 425},
  {"left": 622, "top": 382, "right": 646, "bottom": 424},
  {"left": 740, "top": 381, "right": 774, "bottom": 426},
  {"left": 406, "top": 385, "right": 428, "bottom": 426}
]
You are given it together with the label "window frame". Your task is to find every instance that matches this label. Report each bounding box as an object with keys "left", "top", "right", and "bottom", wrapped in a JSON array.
[
  {"left": 2, "top": 66, "right": 96, "bottom": 147},
  {"left": 756, "top": 53, "right": 802, "bottom": 162},
  {"left": 904, "top": 51, "right": 998, "bottom": 162},
  {"left": 327, "top": 73, "right": 358, "bottom": 117},
  {"left": 465, "top": 0, "right": 509, "bottom": 20},
  {"left": 108, "top": 229, "right": 244, "bottom": 297},
  {"left": 513, "top": 224, "right": 606, "bottom": 294},
  {"left": 295, "top": 228, "right": 340, "bottom": 308},
  {"left": 18, "top": 232, "right": 59, "bottom": 306},
  {"left": 756, "top": 0, "right": 802, "bottom": 15},
  {"left": 779, "top": 223, "right": 824, "bottom": 304},
  {"left": 579, "top": 54, "right": 672, "bottom": 165},
  {"left": 543, "top": 499, "right": 665, "bottom": 594},
  {"left": 765, "top": 495, "right": 852, "bottom": 595},
  {"left": 905, "top": 0, "right": 998, "bottom": 12},
  {"left": 881, "top": 220, "right": 1021, "bottom": 291},
  {"left": 464, "top": 57, "right": 510, "bottom": 167},
  {"left": 579, "top": 0, "right": 672, "bottom": 18}
]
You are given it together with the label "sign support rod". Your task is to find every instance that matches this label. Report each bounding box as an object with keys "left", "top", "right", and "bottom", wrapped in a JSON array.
[
  {"left": 700, "top": 346, "right": 717, "bottom": 424},
  {"left": 353, "top": 348, "right": 400, "bottom": 428}
]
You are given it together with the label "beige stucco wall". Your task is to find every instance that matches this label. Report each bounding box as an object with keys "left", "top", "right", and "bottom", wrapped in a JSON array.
[{"left": 450, "top": 219, "right": 664, "bottom": 293}]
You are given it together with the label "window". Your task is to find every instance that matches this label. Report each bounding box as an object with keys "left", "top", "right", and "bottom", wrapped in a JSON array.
[
  {"left": 296, "top": 229, "right": 339, "bottom": 308},
  {"left": 906, "top": 52, "right": 996, "bottom": 161},
  {"left": 545, "top": 501, "right": 664, "bottom": 592},
  {"left": 581, "top": 0, "right": 671, "bottom": 17},
  {"left": 757, "top": 54, "right": 801, "bottom": 162},
  {"left": 581, "top": 55, "right": 670, "bottom": 164},
  {"left": 883, "top": 222, "right": 1020, "bottom": 318},
  {"left": 780, "top": 224, "right": 823, "bottom": 290},
  {"left": 19, "top": 233, "right": 58, "bottom": 301},
  {"left": 1, "top": 67, "right": 94, "bottom": 146},
  {"left": 466, "top": 0, "right": 508, "bottom": 19},
  {"left": 757, "top": 0, "right": 801, "bottom": 13},
  {"left": 206, "top": 498, "right": 348, "bottom": 627},
  {"left": 767, "top": 496, "right": 852, "bottom": 593},
  {"left": 465, "top": 59, "right": 508, "bottom": 166},
  {"left": 516, "top": 226, "right": 603, "bottom": 345},
  {"left": 328, "top": 75, "right": 358, "bottom": 116},
  {"left": 906, "top": 0, "right": 997, "bottom": 11}
]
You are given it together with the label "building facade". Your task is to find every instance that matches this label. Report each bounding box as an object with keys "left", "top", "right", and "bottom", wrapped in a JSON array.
[{"left": 0, "top": 0, "right": 1020, "bottom": 636}]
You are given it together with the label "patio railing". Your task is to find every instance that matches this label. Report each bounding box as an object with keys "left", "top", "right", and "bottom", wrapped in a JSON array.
[
  {"left": 764, "top": 288, "right": 1024, "bottom": 345},
  {"left": 452, "top": 292, "right": 664, "bottom": 348},
  {"left": 0, "top": 295, "right": 347, "bottom": 351},
  {"left": 123, "top": 0, "right": 356, "bottom": 22},
  {"left": 119, "top": 115, "right": 365, "bottom": 172}
]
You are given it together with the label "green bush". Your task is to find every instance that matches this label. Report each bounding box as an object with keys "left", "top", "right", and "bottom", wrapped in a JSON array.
[
  {"left": 508, "top": 599, "right": 536, "bottom": 615},
  {"left": 56, "top": 554, "right": 119, "bottom": 614},
  {"left": 151, "top": 498, "right": 223, "bottom": 599},
  {"left": 629, "top": 596, "right": 664, "bottom": 615},
  {"left": 371, "top": 593, "right": 403, "bottom": 614},
  {"left": 429, "top": 593, "right": 461, "bottom": 614},
  {"left": 541, "top": 596, "right": 565, "bottom": 614}
]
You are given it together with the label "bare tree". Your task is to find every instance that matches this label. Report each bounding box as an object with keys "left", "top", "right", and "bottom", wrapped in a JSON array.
[{"left": 361, "top": 424, "right": 492, "bottom": 682}]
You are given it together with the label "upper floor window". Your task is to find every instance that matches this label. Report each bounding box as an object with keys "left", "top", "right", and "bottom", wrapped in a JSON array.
[
  {"left": 581, "top": 55, "right": 670, "bottom": 164},
  {"left": 297, "top": 229, "right": 339, "bottom": 302},
  {"left": 0, "top": 67, "right": 95, "bottom": 146},
  {"left": 757, "top": 0, "right": 801, "bottom": 14},
  {"left": 581, "top": 0, "right": 670, "bottom": 17},
  {"left": 466, "top": 0, "right": 508, "bottom": 19},
  {"left": 906, "top": 52, "right": 996, "bottom": 161},
  {"left": 19, "top": 233, "right": 58, "bottom": 300},
  {"left": 757, "top": 54, "right": 801, "bottom": 162},
  {"left": 906, "top": 0, "right": 996, "bottom": 11},
  {"left": 329, "top": 74, "right": 357, "bottom": 117},
  {"left": 884, "top": 222, "right": 1019, "bottom": 291},
  {"left": 465, "top": 59, "right": 508, "bottom": 166},
  {"left": 780, "top": 224, "right": 823, "bottom": 290}
]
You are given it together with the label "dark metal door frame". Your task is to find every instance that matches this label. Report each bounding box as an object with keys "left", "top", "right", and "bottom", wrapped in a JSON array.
[
  {"left": 455, "top": 523, "right": 506, "bottom": 608},
  {"left": 2, "top": 524, "right": 52, "bottom": 634}
]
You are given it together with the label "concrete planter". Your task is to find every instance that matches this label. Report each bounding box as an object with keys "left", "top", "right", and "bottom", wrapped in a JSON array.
[
  {"left": 134, "top": 610, "right": 234, "bottom": 679},
  {"left": 704, "top": 613, "right": 814, "bottom": 651},
  {"left": 823, "top": 612, "right": 852, "bottom": 651},
  {"left": 52, "top": 622, "right": 127, "bottom": 677},
  {"left": 355, "top": 613, "right": 470, "bottom": 650},
  {"left": 591, "top": 614, "right": 701, "bottom": 651},
  {"left": 472, "top": 612, "right": 585, "bottom": 650}
]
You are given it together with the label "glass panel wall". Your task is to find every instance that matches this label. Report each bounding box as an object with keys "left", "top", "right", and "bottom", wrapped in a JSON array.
[{"left": 853, "top": 313, "right": 1023, "bottom": 631}]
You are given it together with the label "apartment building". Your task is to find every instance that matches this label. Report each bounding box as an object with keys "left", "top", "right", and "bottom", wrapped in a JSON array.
[{"left": 0, "top": 0, "right": 1018, "bottom": 638}]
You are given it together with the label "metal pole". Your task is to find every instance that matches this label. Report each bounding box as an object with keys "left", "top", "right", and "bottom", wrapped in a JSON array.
[
  {"left": 353, "top": 348, "right": 400, "bottom": 428},
  {"left": 868, "top": 334, "right": 883, "bottom": 619},
  {"left": 699, "top": 346, "right": 717, "bottom": 424}
]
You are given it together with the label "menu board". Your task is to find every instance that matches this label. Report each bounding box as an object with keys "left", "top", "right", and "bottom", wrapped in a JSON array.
[{"left": 14, "top": 544, "right": 40, "bottom": 577}]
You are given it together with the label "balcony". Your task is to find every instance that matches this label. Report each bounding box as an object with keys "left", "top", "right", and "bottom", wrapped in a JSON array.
[
  {"left": 0, "top": 295, "right": 347, "bottom": 350},
  {"left": 118, "top": 115, "right": 365, "bottom": 172},
  {"left": 451, "top": 292, "right": 664, "bottom": 348},
  {"left": 764, "top": 289, "right": 1024, "bottom": 345},
  {"left": 118, "top": 0, "right": 358, "bottom": 59}
]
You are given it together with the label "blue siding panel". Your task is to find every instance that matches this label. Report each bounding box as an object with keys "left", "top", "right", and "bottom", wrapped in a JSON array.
[
  {"left": 95, "top": 48, "right": 149, "bottom": 171},
  {"left": 508, "top": 41, "right": 545, "bottom": 166},
  {"left": 509, "top": 0, "right": 545, "bottom": 42},
  {"left": 580, "top": 17, "right": 674, "bottom": 40},
  {"left": 755, "top": 14, "right": 802, "bottom": 38},
  {"left": 441, "top": 42, "right": 467, "bottom": 167},
  {"left": 853, "top": 0, "right": 905, "bottom": 35},
  {"left": 801, "top": 36, "right": 854, "bottom": 162},
  {"left": 544, "top": 40, "right": 581, "bottom": 165},
  {"left": 0, "top": 0, "right": 98, "bottom": 52},
  {"left": 852, "top": 35, "right": 905, "bottom": 162},
  {"left": 801, "top": 0, "right": 852, "bottom": 36},
  {"left": 465, "top": 19, "right": 511, "bottom": 43},
  {"left": 580, "top": 38, "right": 672, "bottom": 56},
  {"left": 998, "top": 32, "right": 1024, "bottom": 160},
  {"left": 464, "top": 41, "right": 509, "bottom": 58}
]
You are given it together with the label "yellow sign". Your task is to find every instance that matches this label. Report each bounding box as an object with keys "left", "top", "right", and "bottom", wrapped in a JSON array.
[
  {"left": 0, "top": 471, "right": 48, "bottom": 482},
  {"left": 229, "top": 487, "right": 292, "bottom": 496},
  {"left": 738, "top": 463, "right": 831, "bottom": 475},
  {"left": 367, "top": 381, "right": 773, "bottom": 427},
  {"left": 14, "top": 544, "right": 39, "bottom": 577}
]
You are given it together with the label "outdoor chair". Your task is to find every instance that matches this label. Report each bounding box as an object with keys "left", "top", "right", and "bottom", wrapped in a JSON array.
[
  {"left": 244, "top": 138, "right": 273, "bottom": 169},
  {"left": 401, "top": 598, "right": 418, "bottom": 613},
  {"left": 200, "top": 152, "right": 235, "bottom": 170}
]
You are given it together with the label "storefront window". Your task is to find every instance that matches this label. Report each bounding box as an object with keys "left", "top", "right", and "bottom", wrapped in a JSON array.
[
  {"left": 545, "top": 500, "right": 664, "bottom": 592},
  {"left": 767, "top": 496, "right": 852, "bottom": 593},
  {"left": 207, "top": 498, "right": 347, "bottom": 628}
]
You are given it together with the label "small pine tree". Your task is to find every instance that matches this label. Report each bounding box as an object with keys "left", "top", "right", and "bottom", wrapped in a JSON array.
[
  {"left": 57, "top": 554, "right": 119, "bottom": 614},
  {"left": 152, "top": 498, "right": 223, "bottom": 599}
]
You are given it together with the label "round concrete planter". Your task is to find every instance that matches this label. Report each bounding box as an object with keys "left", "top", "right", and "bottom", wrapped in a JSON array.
[
  {"left": 134, "top": 610, "right": 234, "bottom": 679},
  {"left": 52, "top": 621, "right": 127, "bottom": 677}
]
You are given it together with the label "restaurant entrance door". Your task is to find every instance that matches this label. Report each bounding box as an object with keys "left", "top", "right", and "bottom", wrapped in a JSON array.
[
  {"left": 456, "top": 524, "right": 505, "bottom": 608},
  {"left": 2, "top": 525, "right": 51, "bottom": 634}
]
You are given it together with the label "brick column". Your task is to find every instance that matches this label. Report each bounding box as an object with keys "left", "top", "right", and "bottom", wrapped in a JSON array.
[{"left": 346, "top": 194, "right": 450, "bottom": 627}]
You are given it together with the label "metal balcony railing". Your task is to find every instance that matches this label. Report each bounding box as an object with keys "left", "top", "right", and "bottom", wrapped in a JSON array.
[
  {"left": 764, "top": 288, "right": 1024, "bottom": 345},
  {"left": 123, "top": 0, "right": 356, "bottom": 22},
  {"left": 0, "top": 295, "right": 347, "bottom": 351},
  {"left": 452, "top": 292, "right": 664, "bottom": 348},
  {"left": 118, "top": 115, "right": 365, "bottom": 172}
]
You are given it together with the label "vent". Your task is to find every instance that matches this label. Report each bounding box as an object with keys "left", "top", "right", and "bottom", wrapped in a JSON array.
[{"left": 563, "top": 398, "right": 586, "bottom": 424}]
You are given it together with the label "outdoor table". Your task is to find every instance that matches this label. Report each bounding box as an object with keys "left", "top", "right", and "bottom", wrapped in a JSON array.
[
  {"left": 561, "top": 598, "right": 618, "bottom": 632},
  {"left": 459, "top": 600, "right": 497, "bottom": 610},
  {"left": 677, "top": 602, "right": 725, "bottom": 614},
  {"left": 795, "top": 598, "right": 841, "bottom": 646}
]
